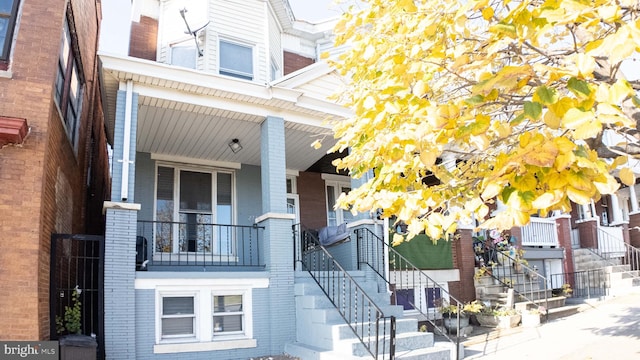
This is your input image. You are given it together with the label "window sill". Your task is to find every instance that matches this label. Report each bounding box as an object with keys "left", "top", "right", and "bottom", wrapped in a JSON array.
[
  {"left": 154, "top": 338, "right": 257, "bottom": 354},
  {"left": 0, "top": 69, "right": 12, "bottom": 78}
]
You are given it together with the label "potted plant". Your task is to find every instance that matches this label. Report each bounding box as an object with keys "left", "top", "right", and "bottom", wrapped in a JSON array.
[
  {"left": 476, "top": 305, "right": 522, "bottom": 329},
  {"left": 56, "top": 286, "right": 97, "bottom": 360},
  {"left": 439, "top": 300, "right": 483, "bottom": 333},
  {"left": 521, "top": 306, "right": 545, "bottom": 327}
]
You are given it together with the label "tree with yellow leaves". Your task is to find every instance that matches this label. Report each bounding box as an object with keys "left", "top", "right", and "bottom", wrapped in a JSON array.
[{"left": 328, "top": 0, "right": 640, "bottom": 243}]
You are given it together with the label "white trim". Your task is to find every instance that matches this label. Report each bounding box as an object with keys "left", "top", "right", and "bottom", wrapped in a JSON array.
[
  {"left": 135, "top": 276, "right": 269, "bottom": 290},
  {"left": 321, "top": 173, "right": 351, "bottom": 182},
  {"left": 286, "top": 169, "right": 300, "bottom": 177},
  {"left": 121, "top": 80, "right": 133, "bottom": 201},
  {"left": 99, "top": 53, "right": 352, "bottom": 119},
  {"left": 254, "top": 212, "right": 296, "bottom": 223},
  {"left": 154, "top": 338, "right": 257, "bottom": 353},
  {"left": 151, "top": 153, "right": 241, "bottom": 169},
  {"left": 103, "top": 201, "right": 141, "bottom": 213},
  {"left": 0, "top": 70, "right": 12, "bottom": 78},
  {"left": 150, "top": 279, "right": 265, "bottom": 354},
  {"left": 346, "top": 219, "right": 381, "bottom": 228}
]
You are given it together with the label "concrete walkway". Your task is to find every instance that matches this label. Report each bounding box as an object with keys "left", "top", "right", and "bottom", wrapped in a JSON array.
[{"left": 463, "top": 293, "right": 640, "bottom": 359}]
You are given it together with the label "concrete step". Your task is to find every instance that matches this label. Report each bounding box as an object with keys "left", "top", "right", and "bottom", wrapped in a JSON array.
[
  {"left": 285, "top": 341, "right": 452, "bottom": 360},
  {"left": 544, "top": 304, "right": 581, "bottom": 321},
  {"left": 337, "top": 331, "right": 435, "bottom": 357},
  {"left": 514, "top": 296, "right": 566, "bottom": 311}
]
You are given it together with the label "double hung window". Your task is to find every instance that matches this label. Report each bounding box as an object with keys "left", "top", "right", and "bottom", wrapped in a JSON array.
[
  {"left": 161, "top": 296, "right": 196, "bottom": 340},
  {"left": 0, "top": 0, "right": 19, "bottom": 63},
  {"left": 219, "top": 40, "right": 253, "bottom": 80},
  {"left": 55, "top": 16, "right": 84, "bottom": 151}
]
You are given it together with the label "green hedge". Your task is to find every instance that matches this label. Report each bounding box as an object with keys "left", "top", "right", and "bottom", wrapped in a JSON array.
[{"left": 391, "top": 234, "right": 453, "bottom": 269}]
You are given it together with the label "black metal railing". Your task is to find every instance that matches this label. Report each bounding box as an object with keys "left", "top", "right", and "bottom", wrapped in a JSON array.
[
  {"left": 484, "top": 242, "right": 549, "bottom": 320},
  {"left": 137, "top": 220, "right": 264, "bottom": 270},
  {"left": 293, "top": 224, "right": 396, "bottom": 360},
  {"left": 354, "top": 227, "right": 462, "bottom": 359},
  {"left": 549, "top": 269, "right": 609, "bottom": 299}
]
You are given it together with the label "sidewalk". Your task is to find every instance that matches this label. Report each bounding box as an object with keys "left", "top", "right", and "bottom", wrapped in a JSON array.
[{"left": 461, "top": 293, "right": 640, "bottom": 359}]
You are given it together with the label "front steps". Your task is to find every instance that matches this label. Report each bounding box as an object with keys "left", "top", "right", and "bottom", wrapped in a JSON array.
[
  {"left": 285, "top": 271, "right": 454, "bottom": 360},
  {"left": 572, "top": 249, "right": 640, "bottom": 297}
]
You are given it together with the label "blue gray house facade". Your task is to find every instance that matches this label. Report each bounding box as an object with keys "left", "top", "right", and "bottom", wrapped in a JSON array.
[{"left": 98, "top": 1, "right": 375, "bottom": 358}]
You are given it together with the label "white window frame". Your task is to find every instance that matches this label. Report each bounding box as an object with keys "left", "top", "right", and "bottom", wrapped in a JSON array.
[
  {"left": 150, "top": 280, "right": 264, "bottom": 354},
  {"left": 212, "top": 290, "right": 247, "bottom": 339},
  {"left": 218, "top": 37, "right": 255, "bottom": 81},
  {"left": 153, "top": 162, "right": 236, "bottom": 258},
  {"left": 157, "top": 291, "right": 199, "bottom": 343},
  {"left": 322, "top": 174, "right": 353, "bottom": 226}
]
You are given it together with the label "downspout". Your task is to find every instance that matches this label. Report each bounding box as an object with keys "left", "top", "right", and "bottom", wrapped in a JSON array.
[{"left": 120, "top": 80, "right": 133, "bottom": 201}]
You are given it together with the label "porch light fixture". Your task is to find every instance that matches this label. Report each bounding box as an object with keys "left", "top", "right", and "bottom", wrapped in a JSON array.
[{"left": 228, "top": 138, "right": 242, "bottom": 153}]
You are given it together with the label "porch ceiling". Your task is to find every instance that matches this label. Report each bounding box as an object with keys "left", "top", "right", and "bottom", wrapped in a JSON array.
[{"left": 99, "top": 53, "right": 348, "bottom": 171}]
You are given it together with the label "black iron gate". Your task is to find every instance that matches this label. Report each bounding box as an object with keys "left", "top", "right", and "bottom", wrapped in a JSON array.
[{"left": 50, "top": 234, "right": 104, "bottom": 359}]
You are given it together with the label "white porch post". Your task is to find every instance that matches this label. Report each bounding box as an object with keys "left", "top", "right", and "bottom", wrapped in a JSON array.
[{"left": 610, "top": 193, "right": 624, "bottom": 225}]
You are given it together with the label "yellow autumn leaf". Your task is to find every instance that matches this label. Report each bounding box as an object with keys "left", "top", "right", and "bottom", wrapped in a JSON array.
[
  {"left": 608, "top": 79, "right": 633, "bottom": 105},
  {"left": 392, "top": 233, "right": 405, "bottom": 247},
  {"left": 566, "top": 186, "right": 593, "bottom": 204},
  {"left": 619, "top": 167, "right": 636, "bottom": 186},
  {"left": 523, "top": 141, "right": 558, "bottom": 167},
  {"left": 593, "top": 174, "right": 620, "bottom": 195},
  {"left": 572, "top": 119, "right": 602, "bottom": 139},
  {"left": 562, "top": 108, "right": 594, "bottom": 130},
  {"left": 532, "top": 190, "right": 564, "bottom": 209},
  {"left": 481, "top": 181, "right": 503, "bottom": 201}
]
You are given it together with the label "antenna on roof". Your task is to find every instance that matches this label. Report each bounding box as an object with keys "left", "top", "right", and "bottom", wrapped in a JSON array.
[{"left": 179, "top": 8, "right": 209, "bottom": 57}]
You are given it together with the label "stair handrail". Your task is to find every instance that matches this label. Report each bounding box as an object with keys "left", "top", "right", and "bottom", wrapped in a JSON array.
[
  {"left": 484, "top": 242, "right": 549, "bottom": 321},
  {"left": 594, "top": 227, "right": 640, "bottom": 275},
  {"left": 293, "top": 223, "right": 396, "bottom": 360},
  {"left": 354, "top": 227, "right": 463, "bottom": 360}
]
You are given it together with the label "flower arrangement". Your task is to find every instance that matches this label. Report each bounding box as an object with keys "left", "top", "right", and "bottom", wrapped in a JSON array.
[
  {"left": 56, "top": 285, "right": 82, "bottom": 335},
  {"left": 439, "top": 300, "right": 483, "bottom": 317},
  {"left": 562, "top": 283, "right": 573, "bottom": 296},
  {"left": 480, "top": 305, "right": 519, "bottom": 317}
]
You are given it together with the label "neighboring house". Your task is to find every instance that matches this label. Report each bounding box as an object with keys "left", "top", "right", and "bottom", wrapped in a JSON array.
[{"left": 0, "top": 0, "right": 109, "bottom": 342}]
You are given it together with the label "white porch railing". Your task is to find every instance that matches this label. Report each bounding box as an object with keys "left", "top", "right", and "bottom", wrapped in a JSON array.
[
  {"left": 597, "top": 226, "right": 626, "bottom": 258},
  {"left": 520, "top": 217, "right": 559, "bottom": 247}
]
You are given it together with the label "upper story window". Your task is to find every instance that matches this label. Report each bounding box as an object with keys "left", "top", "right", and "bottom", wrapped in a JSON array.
[
  {"left": 170, "top": 39, "right": 197, "bottom": 69},
  {"left": 0, "top": 0, "right": 20, "bottom": 64},
  {"left": 55, "top": 16, "right": 84, "bottom": 152},
  {"left": 219, "top": 39, "right": 253, "bottom": 81}
]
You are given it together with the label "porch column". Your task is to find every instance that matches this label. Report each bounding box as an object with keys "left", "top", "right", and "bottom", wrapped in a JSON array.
[
  {"left": 104, "top": 82, "right": 139, "bottom": 359},
  {"left": 257, "top": 115, "right": 296, "bottom": 353},
  {"left": 609, "top": 193, "right": 624, "bottom": 225},
  {"left": 555, "top": 215, "right": 575, "bottom": 285}
]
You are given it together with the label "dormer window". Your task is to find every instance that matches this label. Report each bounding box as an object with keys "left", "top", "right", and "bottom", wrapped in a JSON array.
[
  {"left": 170, "top": 39, "right": 197, "bottom": 69},
  {"left": 219, "top": 39, "right": 253, "bottom": 81}
]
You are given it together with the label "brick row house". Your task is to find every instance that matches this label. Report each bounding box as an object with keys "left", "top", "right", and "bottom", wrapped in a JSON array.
[{"left": 0, "top": 0, "right": 109, "bottom": 343}]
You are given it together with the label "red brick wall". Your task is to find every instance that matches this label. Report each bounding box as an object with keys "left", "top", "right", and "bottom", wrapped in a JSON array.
[
  {"left": 0, "top": 0, "right": 106, "bottom": 340},
  {"left": 577, "top": 219, "right": 598, "bottom": 249},
  {"left": 449, "top": 229, "right": 476, "bottom": 302},
  {"left": 284, "top": 51, "right": 315, "bottom": 75},
  {"left": 629, "top": 213, "right": 640, "bottom": 247},
  {"left": 555, "top": 216, "right": 575, "bottom": 282},
  {"left": 297, "top": 171, "right": 327, "bottom": 230},
  {"left": 129, "top": 16, "right": 158, "bottom": 61}
]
